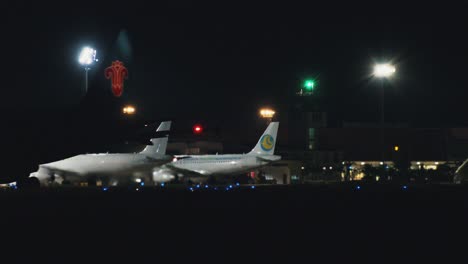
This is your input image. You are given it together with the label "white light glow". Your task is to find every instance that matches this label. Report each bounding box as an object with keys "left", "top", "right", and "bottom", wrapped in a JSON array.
[
  {"left": 79, "top": 47, "right": 97, "bottom": 66},
  {"left": 374, "top": 63, "right": 396, "bottom": 77}
]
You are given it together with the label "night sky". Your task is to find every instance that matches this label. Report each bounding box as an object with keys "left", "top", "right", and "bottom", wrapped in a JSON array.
[
  {"left": 3, "top": 2, "right": 467, "bottom": 124},
  {"left": 1, "top": 2, "right": 468, "bottom": 179}
]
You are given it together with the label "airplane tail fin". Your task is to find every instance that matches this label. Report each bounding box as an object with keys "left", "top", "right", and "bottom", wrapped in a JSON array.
[
  {"left": 248, "top": 122, "right": 279, "bottom": 155},
  {"left": 140, "top": 121, "right": 171, "bottom": 157}
]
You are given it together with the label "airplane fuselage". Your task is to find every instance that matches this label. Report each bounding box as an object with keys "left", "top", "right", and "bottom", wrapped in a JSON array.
[
  {"left": 32, "top": 153, "right": 171, "bottom": 186},
  {"left": 170, "top": 154, "right": 281, "bottom": 175}
]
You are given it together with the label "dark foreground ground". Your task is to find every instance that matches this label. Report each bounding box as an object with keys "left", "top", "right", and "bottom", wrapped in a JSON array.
[{"left": 1, "top": 183, "right": 468, "bottom": 263}]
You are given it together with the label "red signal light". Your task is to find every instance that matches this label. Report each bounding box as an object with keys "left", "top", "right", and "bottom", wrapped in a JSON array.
[{"left": 193, "top": 124, "right": 203, "bottom": 134}]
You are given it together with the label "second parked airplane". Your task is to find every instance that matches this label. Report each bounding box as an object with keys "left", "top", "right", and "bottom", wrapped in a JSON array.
[{"left": 152, "top": 122, "right": 281, "bottom": 183}]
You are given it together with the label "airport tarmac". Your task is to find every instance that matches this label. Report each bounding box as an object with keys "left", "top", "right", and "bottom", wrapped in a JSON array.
[{"left": 1, "top": 183, "right": 467, "bottom": 262}]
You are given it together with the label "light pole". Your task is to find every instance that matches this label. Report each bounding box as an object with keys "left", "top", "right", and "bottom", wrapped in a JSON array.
[
  {"left": 373, "top": 63, "right": 396, "bottom": 174},
  {"left": 78, "top": 47, "right": 98, "bottom": 93}
]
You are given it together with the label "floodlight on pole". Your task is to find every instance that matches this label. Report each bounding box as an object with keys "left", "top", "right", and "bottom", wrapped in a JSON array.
[
  {"left": 373, "top": 63, "right": 396, "bottom": 176},
  {"left": 259, "top": 108, "right": 275, "bottom": 118},
  {"left": 259, "top": 108, "right": 275, "bottom": 125},
  {"left": 122, "top": 105, "right": 136, "bottom": 115},
  {"left": 78, "top": 47, "right": 98, "bottom": 93},
  {"left": 373, "top": 63, "right": 395, "bottom": 78}
]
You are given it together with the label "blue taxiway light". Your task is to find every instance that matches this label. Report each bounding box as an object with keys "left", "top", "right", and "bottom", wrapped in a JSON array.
[
  {"left": 229, "top": 185, "right": 233, "bottom": 188},
  {"left": 189, "top": 187, "right": 194, "bottom": 191},
  {"left": 251, "top": 186, "right": 255, "bottom": 189},
  {"left": 356, "top": 186, "right": 361, "bottom": 190},
  {"left": 402, "top": 185, "right": 408, "bottom": 190},
  {"left": 205, "top": 185, "right": 209, "bottom": 188},
  {"left": 140, "top": 182, "right": 145, "bottom": 186},
  {"left": 161, "top": 183, "right": 165, "bottom": 187},
  {"left": 236, "top": 182, "right": 240, "bottom": 186},
  {"left": 102, "top": 187, "right": 108, "bottom": 191},
  {"left": 196, "top": 184, "right": 200, "bottom": 188}
]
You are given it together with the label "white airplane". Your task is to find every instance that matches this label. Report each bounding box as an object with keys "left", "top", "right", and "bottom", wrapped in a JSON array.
[
  {"left": 152, "top": 122, "right": 280, "bottom": 183},
  {"left": 19, "top": 121, "right": 172, "bottom": 188}
]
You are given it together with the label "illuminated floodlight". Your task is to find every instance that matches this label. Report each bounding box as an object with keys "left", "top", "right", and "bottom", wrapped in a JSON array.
[
  {"left": 373, "top": 63, "right": 396, "bottom": 77},
  {"left": 78, "top": 47, "right": 97, "bottom": 66},
  {"left": 259, "top": 108, "right": 275, "bottom": 118},
  {"left": 123, "top": 105, "right": 136, "bottom": 115}
]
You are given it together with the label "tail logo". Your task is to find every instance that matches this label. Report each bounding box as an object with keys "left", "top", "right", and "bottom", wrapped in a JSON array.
[{"left": 260, "top": 134, "right": 275, "bottom": 151}]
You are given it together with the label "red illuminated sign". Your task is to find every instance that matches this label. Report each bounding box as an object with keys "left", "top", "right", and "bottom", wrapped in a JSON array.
[{"left": 105, "top": 60, "right": 128, "bottom": 97}]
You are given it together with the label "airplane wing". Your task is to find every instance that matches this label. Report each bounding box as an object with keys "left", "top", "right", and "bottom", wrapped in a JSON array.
[
  {"left": 163, "top": 163, "right": 210, "bottom": 177},
  {"left": 256, "top": 155, "right": 282, "bottom": 162},
  {"left": 145, "top": 155, "right": 173, "bottom": 164}
]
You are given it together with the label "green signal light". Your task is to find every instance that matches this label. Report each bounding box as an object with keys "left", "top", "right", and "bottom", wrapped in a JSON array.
[{"left": 304, "top": 80, "right": 315, "bottom": 91}]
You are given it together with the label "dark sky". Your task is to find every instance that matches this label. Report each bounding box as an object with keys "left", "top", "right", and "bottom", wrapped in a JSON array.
[
  {"left": 1, "top": 2, "right": 468, "bottom": 153},
  {"left": 3, "top": 1, "right": 468, "bottom": 127},
  {"left": 1, "top": 1, "right": 468, "bottom": 179}
]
